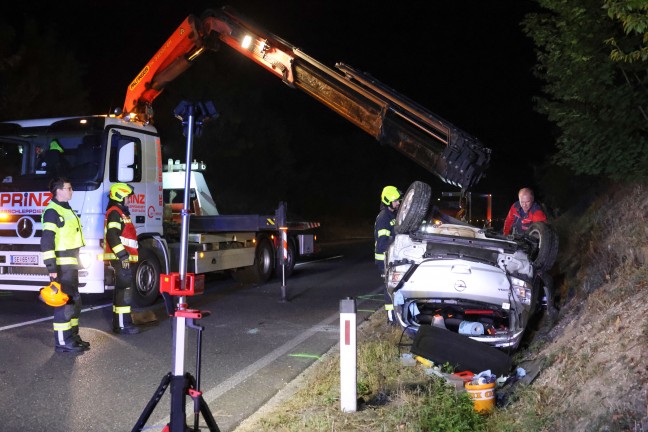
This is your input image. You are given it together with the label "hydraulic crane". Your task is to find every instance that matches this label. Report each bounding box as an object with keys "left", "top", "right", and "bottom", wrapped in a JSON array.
[{"left": 123, "top": 6, "right": 491, "bottom": 191}]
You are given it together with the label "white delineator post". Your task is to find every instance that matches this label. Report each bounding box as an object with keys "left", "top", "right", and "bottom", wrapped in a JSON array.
[
  {"left": 339, "top": 297, "right": 357, "bottom": 413},
  {"left": 280, "top": 227, "right": 288, "bottom": 302}
]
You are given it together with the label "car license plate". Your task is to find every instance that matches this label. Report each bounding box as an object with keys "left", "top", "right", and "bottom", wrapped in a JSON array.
[{"left": 10, "top": 255, "right": 39, "bottom": 265}]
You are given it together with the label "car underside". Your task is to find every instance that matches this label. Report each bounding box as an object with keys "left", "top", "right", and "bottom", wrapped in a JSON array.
[{"left": 386, "top": 181, "right": 559, "bottom": 352}]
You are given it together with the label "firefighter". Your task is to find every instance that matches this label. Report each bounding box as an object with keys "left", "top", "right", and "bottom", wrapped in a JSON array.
[
  {"left": 104, "top": 183, "right": 141, "bottom": 334},
  {"left": 374, "top": 185, "right": 402, "bottom": 323},
  {"left": 41, "top": 138, "right": 67, "bottom": 177},
  {"left": 41, "top": 177, "right": 89, "bottom": 353},
  {"left": 503, "top": 187, "right": 547, "bottom": 235}
]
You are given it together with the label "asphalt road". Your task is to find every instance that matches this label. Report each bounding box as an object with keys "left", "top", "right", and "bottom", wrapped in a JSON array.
[{"left": 0, "top": 239, "right": 381, "bottom": 432}]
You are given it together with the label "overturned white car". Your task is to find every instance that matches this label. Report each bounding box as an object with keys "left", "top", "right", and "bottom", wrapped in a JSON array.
[{"left": 386, "top": 181, "right": 558, "bottom": 351}]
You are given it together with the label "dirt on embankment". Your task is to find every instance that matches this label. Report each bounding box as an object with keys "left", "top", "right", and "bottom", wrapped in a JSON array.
[{"left": 502, "top": 181, "right": 648, "bottom": 431}]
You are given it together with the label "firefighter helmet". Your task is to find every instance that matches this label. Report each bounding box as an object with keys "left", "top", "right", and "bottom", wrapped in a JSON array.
[
  {"left": 109, "top": 183, "right": 134, "bottom": 202},
  {"left": 39, "top": 281, "right": 69, "bottom": 307},
  {"left": 381, "top": 186, "right": 402, "bottom": 205}
]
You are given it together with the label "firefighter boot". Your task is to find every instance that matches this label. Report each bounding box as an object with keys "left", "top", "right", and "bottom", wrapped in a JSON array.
[
  {"left": 112, "top": 308, "right": 141, "bottom": 334},
  {"left": 71, "top": 322, "right": 90, "bottom": 348},
  {"left": 112, "top": 288, "right": 140, "bottom": 335},
  {"left": 54, "top": 325, "right": 88, "bottom": 353}
]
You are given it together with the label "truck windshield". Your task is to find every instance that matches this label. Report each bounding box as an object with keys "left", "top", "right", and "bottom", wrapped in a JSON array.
[{"left": 0, "top": 118, "right": 106, "bottom": 192}]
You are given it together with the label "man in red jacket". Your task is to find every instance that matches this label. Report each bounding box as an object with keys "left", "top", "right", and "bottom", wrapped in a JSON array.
[{"left": 503, "top": 187, "right": 547, "bottom": 235}]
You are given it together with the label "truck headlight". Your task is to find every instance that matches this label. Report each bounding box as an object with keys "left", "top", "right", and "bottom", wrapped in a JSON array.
[
  {"left": 79, "top": 252, "right": 93, "bottom": 269},
  {"left": 510, "top": 276, "right": 531, "bottom": 305}
]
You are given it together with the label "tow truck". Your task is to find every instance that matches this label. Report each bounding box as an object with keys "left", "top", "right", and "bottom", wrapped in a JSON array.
[{"left": 0, "top": 6, "right": 491, "bottom": 306}]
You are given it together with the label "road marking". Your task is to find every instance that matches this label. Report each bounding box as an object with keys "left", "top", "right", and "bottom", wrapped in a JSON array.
[
  {"left": 288, "top": 353, "right": 321, "bottom": 359},
  {"left": 0, "top": 303, "right": 112, "bottom": 332},
  {"left": 156, "top": 286, "right": 383, "bottom": 426},
  {"left": 295, "top": 255, "right": 343, "bottom": 267},
  {"left": 0, "top": 255, "right": 344, "bottom": 332}
]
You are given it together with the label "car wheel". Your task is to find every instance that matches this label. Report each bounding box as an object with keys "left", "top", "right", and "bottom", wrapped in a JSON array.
[
  {"left": 526, "top": 222, "right": 559, "bottom": 271},
  {"left": 395, "top": 181, "right": 431, "bottom": 234}
]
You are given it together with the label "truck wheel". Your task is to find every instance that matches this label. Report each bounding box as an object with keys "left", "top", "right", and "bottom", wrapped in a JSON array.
[
  {"left": 133, "top": 247, "right": 161, "bottom": 307},
  {"left": 232, "top": 237, "right": 274, "bottom": 284},
  {"left": 526, "top": 222, "right": 559, "bottom": 271},
  {"left": 395, "top": 181, "right": 431, "bottom": 234},
  {"left": 277, "top": 238, "right": 296, "bottom": 279}
]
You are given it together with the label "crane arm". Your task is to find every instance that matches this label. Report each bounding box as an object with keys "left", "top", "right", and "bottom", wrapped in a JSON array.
[{"left": 123, "top": 6, "right": 491, "bottom": 190}]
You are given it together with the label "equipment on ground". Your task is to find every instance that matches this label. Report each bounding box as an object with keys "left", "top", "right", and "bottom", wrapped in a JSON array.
[{"left": 132, "top": 102, "right": 219, "bottom": 432}]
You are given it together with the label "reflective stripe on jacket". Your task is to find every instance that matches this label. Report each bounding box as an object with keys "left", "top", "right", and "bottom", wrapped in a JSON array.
[
  {"left": 103, "top": 205, "right": 139, "bottom": 262},
  {"left": 374, "top": 206, "right": 396, "bottom": 262},
  {"left": 41, "top": 199, "right": 85, "bottom": 270}
]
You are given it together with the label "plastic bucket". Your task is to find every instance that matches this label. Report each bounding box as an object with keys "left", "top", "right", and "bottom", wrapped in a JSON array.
[{"left": 464, "top": 381, "right": 496, "bottom": 413}]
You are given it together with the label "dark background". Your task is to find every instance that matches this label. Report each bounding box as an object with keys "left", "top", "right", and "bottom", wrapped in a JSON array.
[{"left": 5, "top": 0, "right": 553, "bottom": 236}]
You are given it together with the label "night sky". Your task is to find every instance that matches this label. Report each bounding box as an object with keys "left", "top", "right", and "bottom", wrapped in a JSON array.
[{"left": 6, "top": 1, "right": 552, "bottom": 232}]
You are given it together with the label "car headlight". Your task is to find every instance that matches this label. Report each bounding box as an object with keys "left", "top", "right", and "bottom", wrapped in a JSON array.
[
  {"left": 387, "top": 265, "right": 411, "bottom": 290},
  {"left": 510, "top": 276, "right": 531, "bottom": 305}
]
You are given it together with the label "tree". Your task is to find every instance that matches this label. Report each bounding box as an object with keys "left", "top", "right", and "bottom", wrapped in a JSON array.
[
  {"left": 604, "top": 0, "right": 648, "bottom": 62},
  {"left": 522, "top": 0, "right": 648, "bottom": 181}
]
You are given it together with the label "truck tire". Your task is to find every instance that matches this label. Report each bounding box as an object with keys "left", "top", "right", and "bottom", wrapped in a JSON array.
[
  {"left": 395, "top": 181, "right": 431, "bottom": 234},
  {"left": 133, "top": 247, "right": 162, "bottom": 307},
  {"left": 526, "top": 222, "right": 559, "bottom": 271},
  {"left": 232, "top": 237, "right": 274, "bottom": 285},
  {"left": 276, "top": 237, "right": 296, "bottom": 279}
]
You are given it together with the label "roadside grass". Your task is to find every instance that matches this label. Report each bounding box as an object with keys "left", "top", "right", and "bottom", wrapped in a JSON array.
[{"left": 237, "top": 314, "right": 491, "bottom": 432}]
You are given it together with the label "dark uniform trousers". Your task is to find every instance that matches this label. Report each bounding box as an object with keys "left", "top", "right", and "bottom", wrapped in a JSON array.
[
  {"left": 109, "top": 260, "right": 137, "bottom": 329},
  {"left": 53, "top": 262, "right": 82, "bottom": 347}
]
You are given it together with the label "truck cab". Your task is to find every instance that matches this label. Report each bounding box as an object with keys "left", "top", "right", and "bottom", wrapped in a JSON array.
[{"left": 0, "top": 116, "right": 167, "bottom": 299}]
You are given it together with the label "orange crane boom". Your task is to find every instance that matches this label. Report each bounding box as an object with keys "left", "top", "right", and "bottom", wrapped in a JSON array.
[{"left": 122, "top": 6, "right": 491, "bottom": 190}]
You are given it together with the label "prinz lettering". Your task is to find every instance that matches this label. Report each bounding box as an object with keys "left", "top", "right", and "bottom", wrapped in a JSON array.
[
  {"left": 0, "top": 192, "right": 52, "bottom": 208},
  {"left": 129, "top": 194, "right": 146, "bottom": 204}
]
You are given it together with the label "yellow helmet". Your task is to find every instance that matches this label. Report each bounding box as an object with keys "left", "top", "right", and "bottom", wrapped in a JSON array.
[
  {"left": 381, "top": 186, "right": 402, "bottom": 205},
  {"left": 39, "top": 281, "right": 69, "bottom": 307},
  {"left": 109, "top": 183, "right": 134, "bottom": 202}
]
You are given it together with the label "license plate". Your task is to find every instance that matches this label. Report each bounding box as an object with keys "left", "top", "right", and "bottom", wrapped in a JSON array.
[{"left": 10, "top": 255, "right": 39, "bottom": 265}]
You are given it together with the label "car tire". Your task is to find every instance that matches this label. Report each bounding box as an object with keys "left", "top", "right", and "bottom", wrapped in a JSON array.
[
  {"left": 526, "top": 222, "right": 559, "bottom": 271},
  {"left": 395, "top": 181, "right": 431, "bottom": 234}
]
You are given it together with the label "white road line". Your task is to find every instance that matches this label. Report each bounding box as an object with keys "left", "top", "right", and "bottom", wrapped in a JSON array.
[
  {"left": 0, "top": 303, "right": 112, "bottom": 332},
  {"left": 294, "top": 254, "right": 344, "bottom": 267},
  {"left": 0, "top": 255, "right": 343, "bottom": 333},
  {"left": 156, "top": 287, "right": 382, "bottom": 426}
]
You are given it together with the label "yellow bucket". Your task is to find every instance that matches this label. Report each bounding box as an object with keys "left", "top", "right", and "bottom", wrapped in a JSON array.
[{"left": 464, "top": 381, "right": 496, "bottom": 413}]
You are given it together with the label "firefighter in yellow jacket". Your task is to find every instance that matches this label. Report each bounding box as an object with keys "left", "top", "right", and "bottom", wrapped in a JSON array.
[
  {"left": 104, "top": 183, "right": 141, "bottom": 334},
  {"left": 41, "top": 177, "right": 89, "bottom": 353}
]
